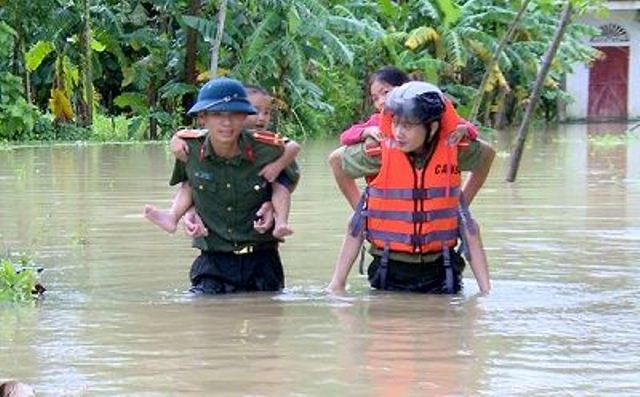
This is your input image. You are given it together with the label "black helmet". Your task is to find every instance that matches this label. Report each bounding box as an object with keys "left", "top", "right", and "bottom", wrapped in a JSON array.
[
  {"left": 384, "top": 81, "right": 445, "bottom": 124},
  {"left": 187, "top": 77, "right": 257, "bottom": 115}
]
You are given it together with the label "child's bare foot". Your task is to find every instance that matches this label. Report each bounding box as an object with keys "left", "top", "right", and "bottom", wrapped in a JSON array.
[
  {"left": 144, "top": 205, "right": 178, "bottom": 233},
  {"left": 272, "top": 222, "right": 293, "bottom": 239}
]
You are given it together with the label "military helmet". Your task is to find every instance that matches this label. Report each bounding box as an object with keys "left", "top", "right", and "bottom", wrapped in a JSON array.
[
  {"left": 384, "top": 81, "right": 445, "bottom": 124},
  {"left": 187, "top": 77, "right": 257, "bottom": 115}
]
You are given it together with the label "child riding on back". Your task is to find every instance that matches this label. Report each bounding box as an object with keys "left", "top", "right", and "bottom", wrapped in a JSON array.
[
  {"left": 329, "top": 66, "right": 479, "bottom": 209},
  {"left": 144, "top": 83, "right": 300, "bottom": 239}
]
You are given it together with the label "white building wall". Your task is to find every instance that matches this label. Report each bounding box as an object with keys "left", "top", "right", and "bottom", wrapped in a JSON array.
[{"left": 566, "top": 11, "right": 640, "bottom": 119}]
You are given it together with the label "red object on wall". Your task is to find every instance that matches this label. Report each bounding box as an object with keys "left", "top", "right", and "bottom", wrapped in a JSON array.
[{"left": 588, "top": 46, "right": 629, "bottom": 120}]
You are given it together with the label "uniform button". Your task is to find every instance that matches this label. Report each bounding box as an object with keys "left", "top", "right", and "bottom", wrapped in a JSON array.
[
  {"left": 253, "top": 184, "right": 261, "bottom": 191},
  {"left": 227, "top": 228, "right": 233, "bottom": 233},
  {"left": 226, "top": 183, "right": 231, "bottom": 188},
  {"left": 199, "top": 185, "right": 204, "bottom": 190},
  {"left": 226, "top": 206, "right": 233, "bottom": 212}
]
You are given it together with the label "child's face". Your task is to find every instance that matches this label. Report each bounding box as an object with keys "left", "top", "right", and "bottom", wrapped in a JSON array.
[
  {"left": 197, "top": 112, "right": 206, "bottom": 127},
  {"left": 370, "top": 79, "right": 394, "bottom": 112},
  {"left": 244, "top": 93, "right": 273, "bottom": 131}
]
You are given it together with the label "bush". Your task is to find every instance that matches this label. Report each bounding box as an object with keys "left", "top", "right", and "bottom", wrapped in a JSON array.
[
  {"left": 90, "top": 113, "right": 135, "bottom": 141},
  {"left": 0, "top": 256, "right": 40, "bottom": 304},
  {"left": 0, "top": 73, "right": 39, "bottom": 141}
]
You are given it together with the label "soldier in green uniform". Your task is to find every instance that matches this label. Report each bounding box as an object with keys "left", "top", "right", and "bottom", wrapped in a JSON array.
[{"left": 170, "top": 77, "right": 299, "bottom": 294}]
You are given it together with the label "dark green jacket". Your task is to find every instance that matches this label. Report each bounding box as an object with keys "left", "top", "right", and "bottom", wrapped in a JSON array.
[{"left": 170, "top": 130, "right": 300, "bottom": 252}]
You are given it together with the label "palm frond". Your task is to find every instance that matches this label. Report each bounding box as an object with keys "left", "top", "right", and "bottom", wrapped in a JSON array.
[
  {"left": 412, "top": 0, "right": 441, "bottom": 21},
  {"left": 442, "top": 30, "right": 466, "bottom": 68},
  {"left": 405, "top": 26, "right": 439, "bottom": 50},
  {"left": 25, "top": 40, "right": 55, "bottom": 72},
  {"left": 244, "top": 12, "right": 280, "bottom": 61},
  {"left": 321, "top": 30, "right": 354, "bottom": 65},
  {"left": 181, "top": 15, "right": 217, "bottom": 42}
]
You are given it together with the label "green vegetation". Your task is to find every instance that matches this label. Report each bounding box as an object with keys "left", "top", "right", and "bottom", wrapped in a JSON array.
[
  {"left": 0, "top": 0, "right": 603, "bottom": 142},
  {"left": 0, "top": 256, "right": 41, "bottom": 304}
]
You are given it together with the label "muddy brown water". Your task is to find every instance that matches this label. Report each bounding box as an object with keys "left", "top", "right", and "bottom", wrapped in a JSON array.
[{"left": 1, "top": 124, "right": 639, "bottom": 396}]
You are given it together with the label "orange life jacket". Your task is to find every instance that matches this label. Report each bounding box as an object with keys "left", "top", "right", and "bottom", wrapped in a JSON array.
[{"left": 364, "top": 134, "right": 461, "bottom": 254}]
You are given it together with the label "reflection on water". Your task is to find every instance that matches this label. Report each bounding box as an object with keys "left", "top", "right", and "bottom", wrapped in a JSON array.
[{"left": 1, "top": 125, "right": 639, "bottom": 396}]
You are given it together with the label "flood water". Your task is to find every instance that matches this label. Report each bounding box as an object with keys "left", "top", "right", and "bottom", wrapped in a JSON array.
[{"left": 1, "top": 124, "right": 639, "bottom": 396}]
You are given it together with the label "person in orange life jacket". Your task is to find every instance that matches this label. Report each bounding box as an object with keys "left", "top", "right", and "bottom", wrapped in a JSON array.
[
  {"left": 328, "top": 66, "right": 479, "bottom": 209},
  {"left": 327, "top": 81, "right": 493, "bottom": 294},
  {"left": 144, "top": 84, "right": 300, "bottom": 239}
]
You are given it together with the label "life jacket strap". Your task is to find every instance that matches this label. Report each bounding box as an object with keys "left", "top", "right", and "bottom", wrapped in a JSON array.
[
  {"left": 367, "top": 229, "right": 458, "bottom": 246},
  {"left": 358, "top": 244, "right": 366, "bottom": 275},
  {"left": 443, "top": 247, "right": 455, "bottom": 294},
  {"left": 379, "top": 242, "right": 390, "bottom": 290},
  {"left": 348, "top": 192, "right": 367, "bottom": 237},
  {"left": 367, "top": 186, "right": 460, "bottom": 200},
  {"left": 364, "top": 208, "right": 458, "bottom": 222}
]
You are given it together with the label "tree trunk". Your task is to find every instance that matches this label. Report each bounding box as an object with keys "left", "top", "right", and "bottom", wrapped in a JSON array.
[
  {"left": 20, "top": 36, "right": 31, "bottom": 105},
  {"left": 494, "top": 88, "right": 508, "bottom": 129},
  {"left": 147, "top": 83, "right": 158, "bottom": 140},
  {"left": 469, "top": 0, "right": 531, "bottom": 121},
  {"left": 183, "top": 0, "right": 200, "bottom": 123},
  {"left": 78, "top": 0, "right": 93, "bottom": 127},
  {"left": 556, "top": 74, "right": 567, "bottom": 122},
  {"left": 506, "top": 2, "right": 573, "bottom": 182},
  {"left": 13, "top": 29, "right": 32, "bottom": 105},
  {"left": 209, "top": 0, "right": 227, "bottom": 79}
]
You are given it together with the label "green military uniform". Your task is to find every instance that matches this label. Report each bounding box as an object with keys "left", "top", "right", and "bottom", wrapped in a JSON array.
[
  {"left": 170, "top": 130, "right": 299, "bottom": 253},
  {"left": 171, "top": 130, "right": 300, "bottom": 294}
]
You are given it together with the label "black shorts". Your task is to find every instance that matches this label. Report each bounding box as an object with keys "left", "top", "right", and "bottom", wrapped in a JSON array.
[
  {"left": 367, "top": 249, "right": 465, "bottom": 294},
  {"left": 189, "top": 249, "right": 284, "bottom": 294}
]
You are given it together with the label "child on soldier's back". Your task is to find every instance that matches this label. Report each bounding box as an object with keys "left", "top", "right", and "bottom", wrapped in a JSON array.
[
  {"left": 329, "top": 66, "right": 479, "bottom": 209},
  {"left": 144, "top": 85, "right": 300, "bottom": 239}
]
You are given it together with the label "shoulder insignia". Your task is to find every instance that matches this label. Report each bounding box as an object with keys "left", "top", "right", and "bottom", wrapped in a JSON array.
[
  {"left": 253, "top": 130, "right": 285, "bottom": 146},
  {"left": 176, "top": 129, "right": 207, "bottom": 139},
  {"left": 364, "top": 142, "right": 382, "bottom": 157}
]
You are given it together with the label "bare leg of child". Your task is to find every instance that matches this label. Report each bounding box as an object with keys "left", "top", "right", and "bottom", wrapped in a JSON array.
[
  {"left": 328, "top": 147, "right": 361, "bottom": 210},
  {"left": 272, "top": 182, "right": 293, "bottom": 239},
  {"left": 144, "top": 182, "right": 194, "bottom": 233}
]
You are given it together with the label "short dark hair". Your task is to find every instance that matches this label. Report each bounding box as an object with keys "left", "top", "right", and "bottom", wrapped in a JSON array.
[
  {"left": 369, "top": 66, "right": 410, "bottom": 88},
  {"left": 244, "top": 84, "right": 270, "bottom": 96}
]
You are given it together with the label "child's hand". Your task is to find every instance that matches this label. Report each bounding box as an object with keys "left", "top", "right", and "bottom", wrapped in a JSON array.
[
  {"left": 259, "top": 161, "right": 284, "bottom": 183},
  {"left": 254, "top": 202, "right": 274, "bottom": 234},
  {"left": 448, "top": 124, "right": 469, "bottom": 146},
  {"left": 170, "top": 134, "right": 189, "bottom": 161},
  {"left": 184, "top": 211, "right": 208, "bottom": 237},
  {"left": 361, "top": 126, "right": 383, "bottom": 142}
]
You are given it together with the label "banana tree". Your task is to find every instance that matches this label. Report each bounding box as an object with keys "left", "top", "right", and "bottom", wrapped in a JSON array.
[
  {"left": 0, "top": 22, "right": 39, "bottom": 140},
  {"left": 184, "top": 0, "right": 378, "bottom": 136},
  {"left": 26, "top": 34, "right": 105, "bottom": 124}
]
